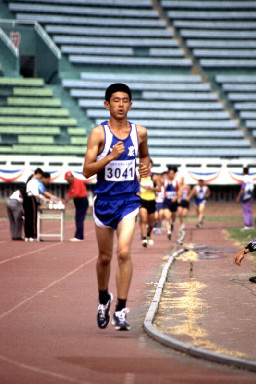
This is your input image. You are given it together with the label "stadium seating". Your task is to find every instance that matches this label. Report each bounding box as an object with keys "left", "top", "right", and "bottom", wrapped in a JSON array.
[
  {"left": 216, "top": 75, "right": 256, "bottom": 145},
  {"left": 62, "top": 71, "right": 252, "bottom": 158},
  {"left": 8, "top": 0, "right": 192, "bottom": 69},
  {"left": 3, "top": 0, "right": 256, "bottom": 159},
  {"left": 160, "top": 0, "right": 256, "bottom": 68},
  {"left": 0, "top": 76, "right": 87, "bottom": 156}
]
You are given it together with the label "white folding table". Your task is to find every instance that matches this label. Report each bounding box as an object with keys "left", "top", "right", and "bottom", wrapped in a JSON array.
[{"left": 37, "top": 207, "right": 65, "bottom": 242}]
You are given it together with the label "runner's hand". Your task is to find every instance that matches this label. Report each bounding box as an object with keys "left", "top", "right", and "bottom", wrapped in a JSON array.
[
  {"left": 139, "top": 163, "right": 149, "bottom": 178},
  {"left": 111, "top": 141, "right": 125, "bottom": 159},
  {"left": 233, "top": 249, "right": 245, "bottom": 266}
]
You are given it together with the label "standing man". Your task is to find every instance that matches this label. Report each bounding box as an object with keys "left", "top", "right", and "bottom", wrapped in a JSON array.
[
  {"left": 83, "top": 83, "right": 150, "bottom": 331},
  {"left": 24, "top": 168, "right": 49, "bottom": 241},
  {"left": 190, "top": 179, "right": 210, "bottom": 228},
  {"left": 236, "top": 167, "right": 254, "bottom": 230},
  {"left": 39, "top": 172, "right": 61, "bottom": 204},
  {"left": 6, "top": 185, "right": 26, "bottom": 240},
  {"left": 63, "top": 171, "right": 88, "bottom": 242}
]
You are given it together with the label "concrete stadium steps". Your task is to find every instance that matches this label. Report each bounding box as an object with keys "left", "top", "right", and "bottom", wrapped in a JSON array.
[
  {"left": 160, "top": 0, "right": 256, "bottom": 68},
  {"left": 61, "top": 71, "right": 252, "bottom": 158},
  {"left": 8, "top": 0, "right": 192, "bottom": 69},
  {"left": 216, "top": 74, "right": 256, "bottom": 145},
  {"left": 0, "top": 76, "right": 87, "bottom": 156}
]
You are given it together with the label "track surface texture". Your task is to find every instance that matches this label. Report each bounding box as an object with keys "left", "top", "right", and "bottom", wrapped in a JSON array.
[{"left": 0, "top": 202, "right": 256, "bottom": 383}]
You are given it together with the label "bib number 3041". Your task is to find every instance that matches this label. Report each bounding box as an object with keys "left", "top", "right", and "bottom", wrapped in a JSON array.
[{"left": 105, "top": 159, "right": 135, "bottom": 182}]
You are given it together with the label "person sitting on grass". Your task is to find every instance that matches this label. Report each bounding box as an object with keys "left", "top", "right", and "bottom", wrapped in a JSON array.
[{"left": 233, "top": 239, "right": 256, "bottom": 283}]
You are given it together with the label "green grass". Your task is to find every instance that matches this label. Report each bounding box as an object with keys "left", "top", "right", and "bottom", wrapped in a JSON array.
[
  {"left": 185, "top": 215, "right": 243, "bottom": 223},
  {"left": 226, "top": 226, "right": 256, "bottom": 247}
]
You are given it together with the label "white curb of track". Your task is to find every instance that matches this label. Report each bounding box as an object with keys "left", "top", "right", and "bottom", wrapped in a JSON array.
[{"left": 143, "top": 247, "right": 256, "bottom": 372}]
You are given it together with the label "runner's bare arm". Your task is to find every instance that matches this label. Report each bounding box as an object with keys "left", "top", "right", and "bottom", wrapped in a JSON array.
[
  {"left": 233, "top": 247, "right": 250, "bottom": 266},
  {"left": 137, "top": 125, "right": 150, "bottom": 178},
  {"left": 83, "top": 126, "right": 124, "bottom": 178},
  {"left": 205, "top": 186, "right": 211, "bottom": 199},
  {"left": 189, "top": 185, "right": 196, "bottom": 199}
]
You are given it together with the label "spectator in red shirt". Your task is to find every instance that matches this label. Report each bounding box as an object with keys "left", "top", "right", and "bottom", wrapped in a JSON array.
[{"left": 63, "top": 171, "right": 88, "bottom": 242}]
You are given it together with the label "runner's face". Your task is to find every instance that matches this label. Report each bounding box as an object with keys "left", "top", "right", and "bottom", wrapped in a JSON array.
[
  {"left": 104, "top": 91, "right": 132, "bottom": 119},
  {"left": 168, "top": 170, "right": 175, "bottom": 180}
]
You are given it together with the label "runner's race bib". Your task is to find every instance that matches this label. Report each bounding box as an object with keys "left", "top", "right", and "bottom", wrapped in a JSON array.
[{"left": 105, "top": 159, "right": 135, "bottom": 182}]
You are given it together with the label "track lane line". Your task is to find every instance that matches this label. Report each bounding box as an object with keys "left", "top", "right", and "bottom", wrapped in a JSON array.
[
  {"left": 0, "top": 229, "right": 95, "bottom": 265},
  {"left": 0, "top": 255, "right": 97, "bottom": 320}
]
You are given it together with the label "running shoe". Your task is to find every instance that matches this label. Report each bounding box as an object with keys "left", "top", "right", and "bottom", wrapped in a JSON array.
[
  {"left": 70, "top": 237, "right": 84, "bottom": 242},
  {"left": 97, "top": 292, "right": 113, "bottom": 329},
  {"left": 112, "top": 308, "right": 130, "bottom": 331},
  {"left": 167, "top": 231, "right": 172, "bottom": 240},
  {"left": 147, "top": 236, "right": 154, "bottom": 246},
  {"left": 142, "top": 239, "right": 147, "bottom": 247},
  {"left": 249, "top": 276, "right": 256, "bottom": 283}
]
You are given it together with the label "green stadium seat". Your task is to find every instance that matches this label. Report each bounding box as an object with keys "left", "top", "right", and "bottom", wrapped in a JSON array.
[
  {"left": 0, "top": 145, "right": 13, "bottom": 153},
  {"left": 0, "top": 78, "right": 44, "bottom": 86},
  {"left": 7, "top": 97, "right": 62, "bottom": 107},
  {"left": 12, "top": 144, "right": 87, "bottom": 155},
  {"left": 67, "top": 127, "right": 86, "bottom": 135},
  {"left": 0, "top": 107, "right": 69, "bottom": 116},
  {"left": 70, "top": 136, "right": 87, "bottom": 145},
  {"left": 0, "top": 126, "right": 61, "bottom": 134},
  {"left": 18, "top": 135, "right": 55, "bottom": 144},
  {"left": 0, "top": 117, "right": 77, "bottom": 126},
  {"left": 13, "top": 87, "right": 54, "bottom": 97}
]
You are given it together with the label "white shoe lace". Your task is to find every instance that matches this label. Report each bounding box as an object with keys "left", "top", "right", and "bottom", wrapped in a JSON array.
[
  {"left": 98, "top": 303, "right": 108, "bottom": 320},
  {"left": 116, "top": 308, "right": 130, "bottom": 323}
]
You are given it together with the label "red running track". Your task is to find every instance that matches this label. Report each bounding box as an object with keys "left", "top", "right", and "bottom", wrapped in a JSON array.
[{"left": 0, "top": 218, "right": 255, "bottom": 384}]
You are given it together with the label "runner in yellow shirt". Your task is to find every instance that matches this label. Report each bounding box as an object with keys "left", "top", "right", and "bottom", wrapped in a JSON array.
[{"left": 139, "top": 159, "right": 161, "bottom": 247}]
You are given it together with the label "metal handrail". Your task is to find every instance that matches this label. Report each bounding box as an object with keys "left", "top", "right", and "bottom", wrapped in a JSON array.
[
  {"left": 0, "top": 27, "right": 18, "bottom": 57},
  {"left": 0, "top": 19, "right": 61, "bottom": 59}
]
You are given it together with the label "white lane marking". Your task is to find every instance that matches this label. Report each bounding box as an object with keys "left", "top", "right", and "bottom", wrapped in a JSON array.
[
  {"left": 0, "top": 353, "right": 92, "bottom": 384},
  {"left": 0, "top": 242, "right": 61, "bottom": 265},
  {"left": 0, "top": 229, "right": 95, "bottom": 265},
  {"left": 0, "top": 255, "right": 97, "bottom": 320}
]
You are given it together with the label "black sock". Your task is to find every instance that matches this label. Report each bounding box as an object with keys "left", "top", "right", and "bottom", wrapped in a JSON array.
[
  {"left": 99, "top": 289, "right": 110, "bottom": 305},
  {"left": 115, "top": 298, "right": 127, "bottom": 312}
]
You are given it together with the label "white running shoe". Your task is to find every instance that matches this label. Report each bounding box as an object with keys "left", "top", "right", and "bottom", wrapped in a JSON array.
[
  {"left": 112, "top": 308, "right": 130, "bottom": 331},
  {"left": 147, "top": 236, "right": 154, "bottom": 246}
]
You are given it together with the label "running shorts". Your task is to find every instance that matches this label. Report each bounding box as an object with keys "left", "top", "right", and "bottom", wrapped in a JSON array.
[
  {"left": 140, "top": 198, "right": 156, "bottom": 214},
  {"left": 163, "top": 198, "right": 178, "bottom": 212},
  {"left": 178, "top": 200, "right": 190, "bottom": 209},
  {"left": 93, "top": 193, "right": 140, "bottom": 229}
]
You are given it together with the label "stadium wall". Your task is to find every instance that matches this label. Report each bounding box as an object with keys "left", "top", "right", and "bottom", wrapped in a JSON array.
[{"left": 0, "top": 155, "right": 254, "bottom": 203}]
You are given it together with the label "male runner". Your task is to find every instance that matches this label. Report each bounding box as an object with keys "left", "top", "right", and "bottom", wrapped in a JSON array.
[
  {"left": 163, "top": 166, "right": 181, "bottom": 240},
  {"left": 83, "top": 83, "right": 150, "bottom": 331},
  {"left": 190, "top": 179, "right": 210, "bottom": 228}
]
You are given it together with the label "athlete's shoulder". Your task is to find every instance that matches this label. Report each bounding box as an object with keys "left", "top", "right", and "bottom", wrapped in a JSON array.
[
  {"left": 89, "top": 124, "right": 105, "bottom": 141},
  {"left": 135, "top": 124, "right": 147, "bottom": 143},
  {"left": 135, "top": 124, "right": 147, "bottom": 133}
]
